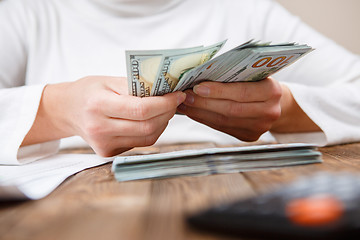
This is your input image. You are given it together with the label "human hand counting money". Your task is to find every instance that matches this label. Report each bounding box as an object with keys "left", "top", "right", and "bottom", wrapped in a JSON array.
[
  {"left": 177, "top": 78, "right": 282, "bottom": 141},
  {"left": 177, "top": 77, "right": 320, "bottom": 142},
  {"left": 22, "top": 76, "right": 186, "bottom": 157}
]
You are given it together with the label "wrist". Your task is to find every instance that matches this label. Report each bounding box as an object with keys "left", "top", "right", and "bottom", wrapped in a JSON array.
[
  {"left": 270, "top": 84, "right": 321, "bottom": 133},
  {"left": 42, "top": 82, "right": 75, "bottom": 137},
  {"left": 22, "top": 82, "right": 74, "bottom": 146}
]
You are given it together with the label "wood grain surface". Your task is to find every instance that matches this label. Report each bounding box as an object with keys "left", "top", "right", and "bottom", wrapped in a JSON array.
[{"left": 1, "top": 142, "right": 359, "bottom": 240}]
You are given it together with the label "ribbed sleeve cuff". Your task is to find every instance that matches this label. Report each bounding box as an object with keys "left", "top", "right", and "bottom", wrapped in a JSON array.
[
  {"left": 0, "top": 85, "right": 59, "bottom": 165},
  {"left": 272, "top": 81, "right": 360, "bottom": 146}
]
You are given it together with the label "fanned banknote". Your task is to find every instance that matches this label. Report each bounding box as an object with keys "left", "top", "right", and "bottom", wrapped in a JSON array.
[
  {"left": 126, "top": 40, "right": 313, "bottom": 96},
  {"left": 112, "top": 143, "right": 322, "bottom": 182},
  {"left": 126, "top": 46, "right": 205, "bottom": 97},
  {"left": 151, "top": 40, "right": 226, "bottom": 96}
]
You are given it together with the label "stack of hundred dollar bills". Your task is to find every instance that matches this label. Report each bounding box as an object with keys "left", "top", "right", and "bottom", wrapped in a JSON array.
[
  {"left": 112, "top": 144, "right": 322, "bottom": 182},
  {"left": 126, "top": 39, "right": 313, "bottom": 97}
]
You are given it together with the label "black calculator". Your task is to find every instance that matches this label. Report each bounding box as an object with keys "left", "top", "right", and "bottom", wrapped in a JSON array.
[{"left": 188, "top": 172, "right": 360, "bottom": 239}]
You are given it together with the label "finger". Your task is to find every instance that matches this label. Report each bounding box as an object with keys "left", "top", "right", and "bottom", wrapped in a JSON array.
[
  {"left": 193, "top": 77, "right": 281, "bottom": 102},
  {"left": 178, "top": 106, "right": 266, "bottom": 142},
  {"left": 183, "top": 90, "right": 279, "bottom": 118},
  {"left": 178, "top": 104, "right": 259, "bottom": 129},
  {"left": 107, "top": 123, "right": 168, "bottom": 150},
  {"left": 103, "top": 91, "right": 186, "bottom": 120},
  {"left": 86, "top": 121, "right": 168, "bottom": 157},
  {"left": 106, "top": 110, "right": 175, "bottom": 137}
]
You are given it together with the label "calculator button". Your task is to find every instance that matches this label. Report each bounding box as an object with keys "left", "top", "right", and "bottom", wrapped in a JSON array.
[{"left": 286, "top": 194, "right": 344, "bottom": 226}]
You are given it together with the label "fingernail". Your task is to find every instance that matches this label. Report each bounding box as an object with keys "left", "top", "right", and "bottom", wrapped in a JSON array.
[
  {"left": 185, "top": 93, "right": 194, "bottom": 105},
  {"left": 193, "top": 85, "right": 210, "bottom": 96},
  {"left": 177, "top": 92, "right": 186, "bottom": 105}
]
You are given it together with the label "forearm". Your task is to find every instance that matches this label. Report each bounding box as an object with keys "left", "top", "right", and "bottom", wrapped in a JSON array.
[
  {"left": 21, "top": 83, "right": 74, "bottom": 146},
  {"left": 270, "top": 84, "right": 321, "bottom": 133}
]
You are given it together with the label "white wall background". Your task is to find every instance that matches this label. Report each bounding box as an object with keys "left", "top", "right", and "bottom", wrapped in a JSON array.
[
  {"left": 1, "top": 0, "right": 358, "bottom": 54},
  {"left": 276, "top": 0, "right": 360, "bottom": 54}
]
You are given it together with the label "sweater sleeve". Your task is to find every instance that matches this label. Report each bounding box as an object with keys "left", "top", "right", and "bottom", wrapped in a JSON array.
[
  {"left": 248, "top": 0, "right": 360, "bottom": 146},
  {"left": 0, "top": 0, "right": 59, "bottom": 165}
]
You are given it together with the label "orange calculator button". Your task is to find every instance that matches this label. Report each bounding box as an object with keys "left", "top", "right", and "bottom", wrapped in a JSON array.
[{"left": 286, "top": 194, "right": 344, "bottom": 226}]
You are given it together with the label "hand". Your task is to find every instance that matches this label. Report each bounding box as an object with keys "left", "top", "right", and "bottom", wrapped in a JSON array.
[
  {"left": 177, "top": 78, "right": 282, "bottom": 142},
  {"left": 22, "top": 76, "right": 186, "bottom": 157}
]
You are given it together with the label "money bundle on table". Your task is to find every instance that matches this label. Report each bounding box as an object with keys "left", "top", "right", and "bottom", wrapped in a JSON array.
[
  {"left": 112, "top": 143, "right": 322, "bottom": 182},
  {"left": 126, "top": 40, "right": 313, "bottom": 97}
]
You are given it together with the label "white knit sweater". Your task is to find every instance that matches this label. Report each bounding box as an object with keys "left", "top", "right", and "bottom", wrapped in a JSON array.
[{"left": 1, "top": 0, "right": 360, "bottom": 164}]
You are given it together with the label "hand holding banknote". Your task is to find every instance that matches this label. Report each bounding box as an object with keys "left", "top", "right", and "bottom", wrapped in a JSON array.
[
  {"left": 126, "top": 39, "right": 321, "bottom": 139},
  {"left": 23, "top": 76, "right": 186, "bottom": 157},
  {"left": 177, "top": 77, "right": 282, "bottom": 142}
]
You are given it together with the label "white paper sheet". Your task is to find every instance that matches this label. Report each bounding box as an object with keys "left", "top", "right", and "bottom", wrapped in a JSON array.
[{"left": 0, "top": 154, "right": 113, "bottom": 200}]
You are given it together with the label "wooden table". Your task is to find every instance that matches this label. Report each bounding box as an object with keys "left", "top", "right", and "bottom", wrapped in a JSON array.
[{"left": 1, "top": 142, "right": 360, "bottom": 240}]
